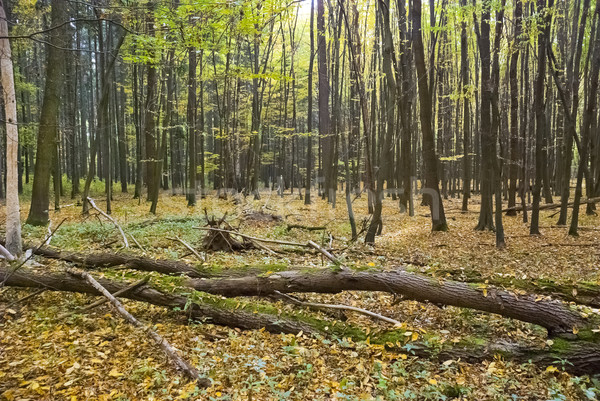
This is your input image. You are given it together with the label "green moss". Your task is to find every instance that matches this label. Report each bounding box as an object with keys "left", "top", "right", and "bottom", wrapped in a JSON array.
[
  {"left": 575, "top": 329, "right": 598, "bottom": 342},
  {"left": 550, "top": 338, "right": 572, "bottom": 353}
]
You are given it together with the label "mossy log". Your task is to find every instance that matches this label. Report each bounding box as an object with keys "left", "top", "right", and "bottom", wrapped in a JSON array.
[
  {"left": 29, "top": 245, "right": 600, "bottom": 309},
  {"left": 0, "top": 267, "right": 319, "bottom": 335},
  {"left": 184, "top": 269, "right": 590, "bottom": 337},
  {"left": 3, "top": 267, "right": 600, "bottom": 375},
  {"left": 30, "top": 246, "right": 211, "bottom": 278},
  {"left": 435, "top": 268, "right": 600, "bottom": 308},
  {"left": 16, "top": 245, "right": 596, "bottom": 337}
]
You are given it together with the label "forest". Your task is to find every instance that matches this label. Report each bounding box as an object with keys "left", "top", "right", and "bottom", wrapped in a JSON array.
[{"left": 0, "top": 0, "right": 600, "bottom": 399}]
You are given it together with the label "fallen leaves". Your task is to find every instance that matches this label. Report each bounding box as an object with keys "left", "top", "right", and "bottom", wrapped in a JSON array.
[{"left": 0, "top": 193, "right": 598, "bottom": 399}]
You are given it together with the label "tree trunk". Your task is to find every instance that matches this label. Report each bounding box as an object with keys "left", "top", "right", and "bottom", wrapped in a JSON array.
[
  {"left": 507, "top": 0, "right": 522, "bottom": 216},
  {"left": 412, "top": 0, "right": 448, "bottom": 231},
  {"left": 305, "top": 0, "right": 315, "bottom": 205},
  {"left": 186, "top": 47, "right": 197, "bottom": 206},
  {"left": 0, "top": 0, "right": 21, "bottom": 255},
  {"left": 460, "top": 0, "right": 470, "bottom": 212},
  {"left": 26, "top": 0, "right": 67, "bottom": 226},
  {"left": 317, "top": 0, "right": 333, "bottom": 203},
  {"left": 530, "top": 0, "right": 554, "bottom": 235},
  {"left": 474, "top": 2, "right": 494, "bottom": 231},
  {"left": 570, "top": 1, "right": 600, "bottom": 236},
  {"left": 144, "top": 12, "right": 159, "bottom": 205}
]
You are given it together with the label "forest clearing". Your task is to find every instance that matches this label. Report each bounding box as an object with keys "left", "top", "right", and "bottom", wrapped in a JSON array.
[{"left": 1, "top": 0, "right": 600, "bottom": 399}]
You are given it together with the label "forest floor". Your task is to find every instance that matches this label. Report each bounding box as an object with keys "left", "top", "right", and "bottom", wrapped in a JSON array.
[{"left": 1, "top": 184, "right": 599, "bottom": 400}]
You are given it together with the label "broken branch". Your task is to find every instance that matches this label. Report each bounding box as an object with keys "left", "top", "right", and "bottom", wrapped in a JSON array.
[
  {"left": 66, "top": 268, "right": 209, "bottom": 386},
  {"left": 86, "top": 197, "right": 129, "bottom": 248}
]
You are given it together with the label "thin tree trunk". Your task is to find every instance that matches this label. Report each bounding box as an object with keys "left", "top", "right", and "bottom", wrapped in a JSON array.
[{"left": 0, "top": 0, "right": 21, "bottom": 254}]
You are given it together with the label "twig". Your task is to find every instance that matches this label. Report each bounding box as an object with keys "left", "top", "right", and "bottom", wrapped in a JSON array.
[
  {"left": 307, "top": 240, "right": 343, "bottom": 267},
  {"left": 0, "top": 219, "right": 65, "bottom": 287},
  {"left": 0, "top": 244, "right": 15, "bottom": 261},
  {"left": 66, "top": 268, "right": 209, "bottom": 386},
  {"left": 57, "top": 277, "right": 149, "bottom": 319},
  {"left": 286, "top": 224, "right": 326, "bottom": 231},
  {"left": 268, "top": 292, "right": 347, "bottom": 320},
  {"left": 167, "top": 237, "right": 205, "bottom": 261},
  {"left": 130, "top": 234, "right": 146, "bottom": 252},
  {"left": 45, "top": 224, "right": 54, "bottom": 246},
  {"left": 274, "top": 291, "right": 401, "bottom": 326},
  {"left": 86, "top": 197, "right": 129, "bottom": 248},
  {"left": 249, "top": 239, "right": 278, "bottom": 255},
  {"left": 5, "top": 288, "right": 46, "bottom": 309}
]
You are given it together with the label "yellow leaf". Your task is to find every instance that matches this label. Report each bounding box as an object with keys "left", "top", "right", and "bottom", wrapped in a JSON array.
[
  {"left": 367, "top": 262, "right": 375, "bottom": 267},
  {"left": 411, "top": 332, "right": 419, "bottom": 341},
  {"left": 573, "top": 326, "right": 579, "bottom": 334},
  {"left": 546, "top": 365, "right": 558, "bottom": 373},
  {"left": 482, "top": 288, "right": 488, "bottom": 297},
  {"left": 456, "top": 377, "right": 465, "bottom": 384},
  {"left": 2, "top": 389, "right": 14, "bottom": 401},
  {"left": 428, "top": 379, "right": 438, "bottom": 385},
  {"left": 399, "top": 354, "right": 408, "bottom": 360},
  {"left": 108, "top": 368, "right": 123, "bottom": 377}
]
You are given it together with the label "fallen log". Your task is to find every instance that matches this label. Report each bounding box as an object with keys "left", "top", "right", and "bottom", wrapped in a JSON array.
[
  {"left": 503, "top": 197, "right": 600, "bottom": 213},
  {"left": 434, "top": 268, "right": 600, "bottom": 308},
  {"left": 3, "top": 267, "right": 600, "bottom": 375},
  {"left": 20, "top": 245, "right": 595, "bottom": 336},
  {"left": 66, "top": 268, "right": 209, "bottom": 386},
  {"left": 0, "top": 267, "right": 323, "bottom": 337},
  {"left": 286, "top": 224, "right": 326, "bottom": 231},
  {"left": 31, "top": 246, "right": 210, "bottom": 278},
  {"left": 184, "top": 269, "right": 590, "bottom": 337}
]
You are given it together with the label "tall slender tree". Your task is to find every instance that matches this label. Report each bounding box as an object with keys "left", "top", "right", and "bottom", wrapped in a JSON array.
[
  {"left": 413, "top": 0, "right": 448, "bottom": 231},
  {"left": 26, "top": 0, "right": 67, "bottom": 226},
  {"left": 0, "top": 0, "right": 21, "bottom": 254}
]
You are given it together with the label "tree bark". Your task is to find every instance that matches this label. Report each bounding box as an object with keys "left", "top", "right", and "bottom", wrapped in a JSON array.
[
  {"left": 187, "top": 46, "right": 197, "bottom": 206},
  {"left": 144, "top": 10, "right": 159, "bottom": 204},
  {"left": 507, "top": 0, "right": 522, "bottom": 216},
  {"left": 184, "top": 268, "right": 586, "bottom": 337},
  {"left": 0, "top": 0, "right": 22, "bottom": 255},
  {"left": 412, "top": 0, "right": 448, "bottom": 231},
  {"left": 26, "top": 0, "right": 67, "bottom": 226},
  {"left": 530, "top": 0, "right": 554, "bottom": 235},
  {"left": 570, "top": 1, "right": 600, "bottom": 236}
]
